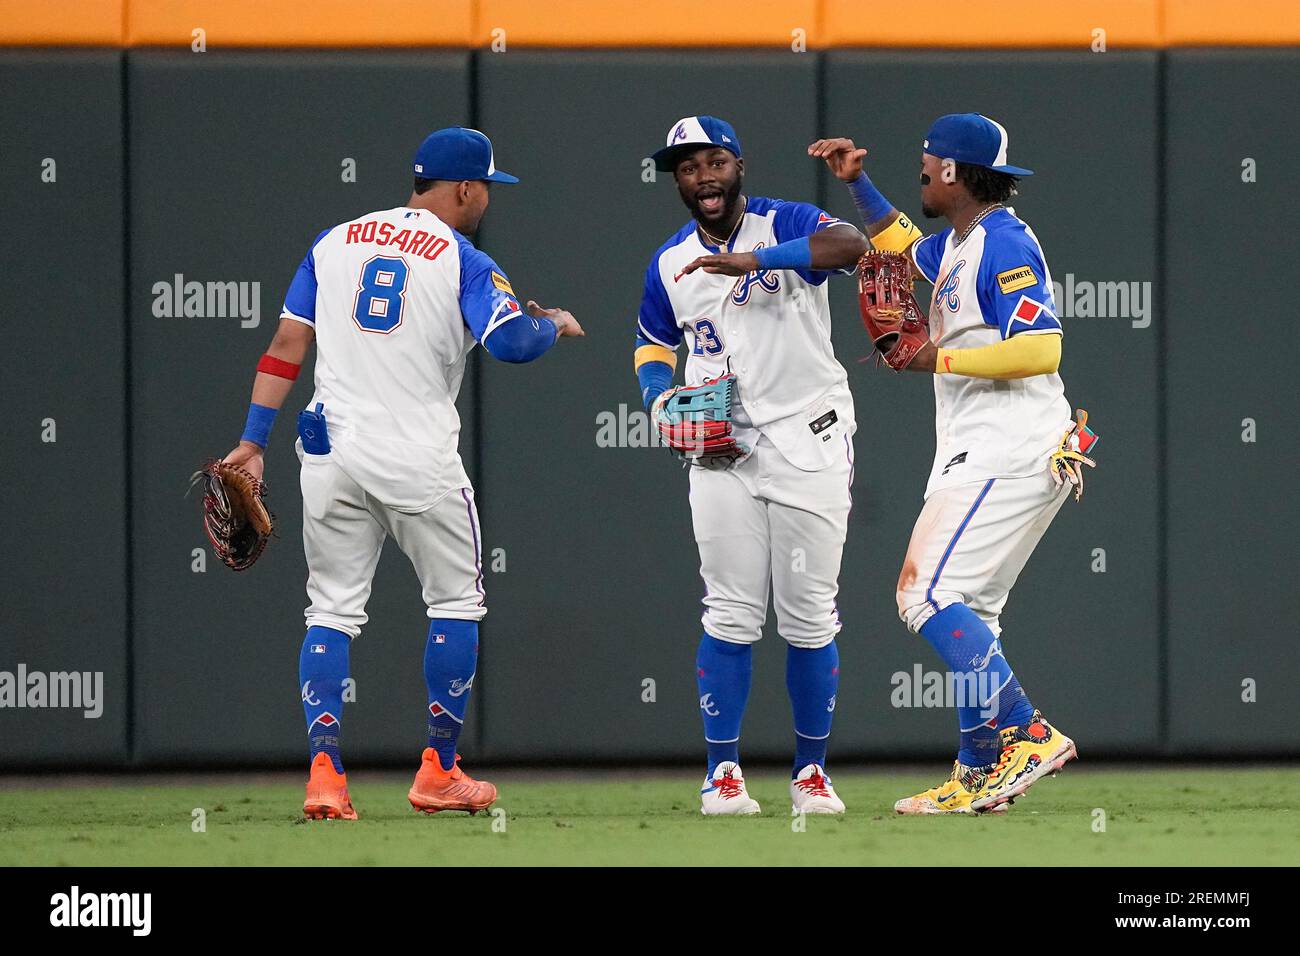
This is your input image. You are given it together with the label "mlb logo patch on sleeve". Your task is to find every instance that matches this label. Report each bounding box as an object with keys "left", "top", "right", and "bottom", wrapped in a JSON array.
[
  {"left": 997, "top": 265, "right": 1037, "bottom": 294},
  {"left": 491, "top": 271, "right": 514, "bottom": 293}
]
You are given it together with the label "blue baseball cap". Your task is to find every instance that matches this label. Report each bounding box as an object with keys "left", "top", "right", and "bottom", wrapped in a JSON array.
[
  {"left": 652, "top": 115, "right": 743, "bottom": 172},
  {"left": 412, "top": 127, "right": 519, "bottom": 184},
  {"left": 923, "top": 113, "right": 1033, "bottom": 176}
]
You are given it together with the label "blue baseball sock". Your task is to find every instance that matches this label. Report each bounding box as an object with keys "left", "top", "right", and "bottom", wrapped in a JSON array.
[
  {"left": 299, "top": 625, "right": 350, "bottom": 774},
  {"left": 696, "top": 633, "right": 752, "bottom": 777},
  {"left": 919, "top": 603, "right": 1034, "bottom": 768},
  {"left": 424, "top": 618, "right": 479, "bottom": 772},
  {"left": 786, "top": 640, "right": 839, "bottom": 776}
]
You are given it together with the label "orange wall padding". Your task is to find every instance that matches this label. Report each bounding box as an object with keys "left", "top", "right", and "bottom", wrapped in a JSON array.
[
  {"left": 822, "top": 0, "right": 1161, "bottom": 48},
  {"left": 0, "top": 0, "right": 125, "bottom": 45},
  {"left": 473, "top": 0, "right": 819, "bottom": 47},
  {"left": 1165, "top": 0, "right": 1300, "bottom": 45},
  {"left": 124, "top": 1, "right": 475, "bottom": 48},
  {"left": 0, "top": 1, "right": 1296, "bottom": 48}
]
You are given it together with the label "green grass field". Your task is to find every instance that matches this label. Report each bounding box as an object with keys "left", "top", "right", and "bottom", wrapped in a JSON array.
[{"left": 1, "top": 766, "right": 1297, "bottom": 866}]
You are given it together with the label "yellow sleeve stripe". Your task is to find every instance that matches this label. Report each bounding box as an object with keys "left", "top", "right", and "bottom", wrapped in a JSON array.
[
  {"left": 870, "top": 213, "right": 923, "bottom": 254},
  {"left": 634, "top": 343, "right": 677, "bottom": 372},
  {"left": 936, "top": 330, "right": 1061, "bottom": 380}
]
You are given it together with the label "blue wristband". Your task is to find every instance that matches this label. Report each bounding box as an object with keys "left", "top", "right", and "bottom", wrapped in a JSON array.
[
  {"left": 241, "top": 402, "right": 278, "bottom": 448},
  {"left": 847, "top": 172, "right": 893, "bottom": 224},
  {"left": 753, "top": 235, "right": 812, "bottom": 271}
]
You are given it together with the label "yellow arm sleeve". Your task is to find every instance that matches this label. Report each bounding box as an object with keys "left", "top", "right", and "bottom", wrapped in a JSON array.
[
  {"left": 936, "top": 332, "right": 1061, "bottom": 380},
  {"left": 869, "top": 212, "right": 923, "bottom": 254},
  {"left": 634, "top": 343, "right": 677, "bottom": 373}
]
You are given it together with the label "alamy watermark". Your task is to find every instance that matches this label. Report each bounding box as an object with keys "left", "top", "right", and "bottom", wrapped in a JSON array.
[
  {"left": 1051, "top": 273, "right": 1151, "bottom": 329},
  {"left": 890, "top": 664, "right": 1000, "bottom": 719},
  {"left": 0, "top": 664, "right": 103, "bottom": 718},
  {"left": 152, "top": 273, "right": 261, "bottom": 328},
  {"left": 596, "top": 403, "right": 666, "bottom": 449}
]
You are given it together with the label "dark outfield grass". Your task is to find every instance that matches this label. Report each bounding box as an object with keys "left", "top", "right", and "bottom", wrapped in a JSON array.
[{"left": 0, "top": 766, "right": 1296, "bottom": 866}]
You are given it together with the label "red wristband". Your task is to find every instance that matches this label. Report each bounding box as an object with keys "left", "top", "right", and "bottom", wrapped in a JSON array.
[{"left": 256, "top": 353, "right": 301, "bottom": 380}]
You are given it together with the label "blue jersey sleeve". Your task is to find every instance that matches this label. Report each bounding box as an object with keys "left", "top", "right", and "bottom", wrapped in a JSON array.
[
  {"left": 772, "top": 200, "right": 853, "bottom": 282},
  {"left": 909, "top": 228, "right": 949, "bottom": 284},
  {"left": 977, "top": 230, "right": 1062, "bottom": 340},
  {"left": 280, "top": 228, "right": 331, "bottom": 324},
  {"left": 636, "top": 256, "right": 681, "bottom": 348},
  {"left": 772, "top": 200, "right": 847, "bottom": 244},
  {"left": 457, "top": 234, "right": 557, "bottom": 363}
]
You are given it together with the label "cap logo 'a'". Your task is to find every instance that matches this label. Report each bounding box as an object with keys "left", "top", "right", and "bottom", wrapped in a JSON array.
[{"left": 672, "top": 122, "right": 688, "bottom": 144}]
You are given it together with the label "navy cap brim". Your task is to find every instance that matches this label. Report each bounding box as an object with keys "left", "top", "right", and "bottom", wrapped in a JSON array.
[
  {"left": 484, "top": 170, "right": 519, "bottom": 184},
  {"left": 652, "top": 142, "right": 738, "bottom": 172},
  {"left": 992, "top": 163, "right": 1033, "bottom": 176}
]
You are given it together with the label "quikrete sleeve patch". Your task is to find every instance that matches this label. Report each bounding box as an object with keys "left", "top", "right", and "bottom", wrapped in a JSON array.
[
  {"left": 491, "top": 271, "right": 514, "bottom": 293},
  {"left": 996, "top": 265, "right": 1037, "bottom": 294}
]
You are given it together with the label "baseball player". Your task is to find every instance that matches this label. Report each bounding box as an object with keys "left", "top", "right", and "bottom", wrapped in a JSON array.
[
  {"left": 221, "top": 127, "right": 584, "bottom": 820},
  {"left": 810, "top": 114, "right": 1097, "bottom": 814},
  {"left": 635, "top": 116, "right": 869, "bottom": 815}
]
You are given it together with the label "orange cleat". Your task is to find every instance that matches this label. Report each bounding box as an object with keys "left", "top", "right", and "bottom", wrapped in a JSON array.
[
  {"left": 303, "top": 751, "right": 359, "bottom": 821},
  {"left": 407, "top": 748, "right": 497, "bottom": 815}
]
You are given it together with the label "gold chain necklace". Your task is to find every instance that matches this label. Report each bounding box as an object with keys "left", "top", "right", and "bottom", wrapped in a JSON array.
[
  {"left": 956, "top": 202, "right": 1005, "bottom": 245},
  {"left": 697, "top": 196, "right": 747, "bottom": 249}
]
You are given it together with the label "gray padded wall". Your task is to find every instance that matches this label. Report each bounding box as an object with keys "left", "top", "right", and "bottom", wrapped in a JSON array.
[
  {"left": 1164, "top": 50, "right": 1298, "bottom": 752},
  {"left": 2, "top": 47, "right": 1297, "bottom": 768},
  {"left": 126, "top": 51, "right": 475, "bottom": 764},
  {"left": 823, "top": 51, "right": 1163, "bottom": 755},
  {"left": 0, "top": 52, "right": 129, "bottom": 765}
]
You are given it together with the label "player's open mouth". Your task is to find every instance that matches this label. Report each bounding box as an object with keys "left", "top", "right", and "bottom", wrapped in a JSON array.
[{"left": 696, "top": 190, "right": 724, "bottom": 215}]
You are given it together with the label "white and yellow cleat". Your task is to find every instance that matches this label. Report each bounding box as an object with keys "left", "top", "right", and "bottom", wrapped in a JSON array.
[
  {"left": 790, "top": 764, "right": 846, "bottom": 815},
  {"left": 700, "top": 761, "right": 762, "bottom": 816},
  {"left": 893, "top": 760, "right": 1006, "bottom": 815},
  {"left": 970, "top": 711, "right": 1077, "bottom": 813}
]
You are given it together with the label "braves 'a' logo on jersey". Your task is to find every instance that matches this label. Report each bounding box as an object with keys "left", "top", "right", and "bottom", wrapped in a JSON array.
[
  {"left": 936, "top": 258, "right": 966, "bottom": 313},
  {"left": 731, "top": 244, "right": 781, "bottom": 305}
]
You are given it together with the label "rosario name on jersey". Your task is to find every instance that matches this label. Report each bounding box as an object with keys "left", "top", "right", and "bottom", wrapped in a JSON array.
[
  {"left": 280, "top": 206, "right": 533, "bottom": 510},
  {"left": 909, "top": 208, "right": 1073, "bottom": 498},
  {"left": 637, "top": 197, "right": 856, "bottom": 470}
]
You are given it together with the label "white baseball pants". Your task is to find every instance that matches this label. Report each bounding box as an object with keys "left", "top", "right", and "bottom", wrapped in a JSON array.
[
  {"left": 896, "top": 469, "right": 1071, "bottom": 636},
  {"left": 689, "top": 434, "right": 855, "bottom": 649},
  {"left": 300, "top": 454, "right": 487, "bottom": 638}
]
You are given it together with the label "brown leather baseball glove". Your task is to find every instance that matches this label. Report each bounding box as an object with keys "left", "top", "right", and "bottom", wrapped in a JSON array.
[
  {"left": 192, "top": 459, "right": 274, "bottom": 571},
  {"left": 857, "top": 250, "right": 930, "bottom": 370}
]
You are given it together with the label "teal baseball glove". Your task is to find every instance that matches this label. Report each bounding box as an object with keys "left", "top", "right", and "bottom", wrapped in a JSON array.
[{"left": 652, "top": 373, "right": 747, "bottom": 467}]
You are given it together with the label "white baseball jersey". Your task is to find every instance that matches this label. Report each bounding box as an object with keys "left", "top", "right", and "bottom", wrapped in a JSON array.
[
  {"left": 637, "top": 196, "right": 859, "bottom": 648},
  {"left": 281, "top": 206, "right": 527, "bottom": 511},
  {"left": 636, "top": 196, "right": 855, "bottom": 471},
  {"left": 910, "top": 208, "right": 1072, "bottom": 498}
]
